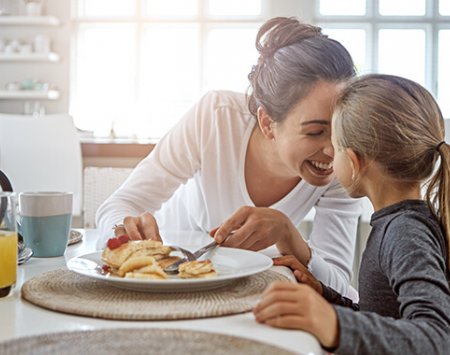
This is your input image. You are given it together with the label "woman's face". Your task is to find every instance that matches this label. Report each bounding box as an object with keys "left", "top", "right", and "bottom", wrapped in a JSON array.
[{"left": 271, "top": 81, "right": 342, "bottom": 186}]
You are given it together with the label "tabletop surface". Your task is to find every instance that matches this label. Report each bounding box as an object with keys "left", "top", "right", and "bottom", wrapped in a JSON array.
[{"left": 0, "top": 229, "right": 322, "bottom": 355}]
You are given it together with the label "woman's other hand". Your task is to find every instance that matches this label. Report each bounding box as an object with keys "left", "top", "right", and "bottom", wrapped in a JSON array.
[
  {"left": 211, "top": 206, "right": 296, "bottom": 251},
  {"left": 253, "top": 282, "right": 339, "bottom": 349},
  {"left": 273, "top": 255, "right": 323, "bottom": 295},
  {"left": 211, "top": 206, "right": 311, "bottom": 265},
  {"left": 114, "top": 211, "right": 162, "bottom": 241}
]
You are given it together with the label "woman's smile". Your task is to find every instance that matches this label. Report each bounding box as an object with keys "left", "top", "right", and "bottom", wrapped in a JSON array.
[{"left": 305, "top": 159, "right": 334, "bottom": 177}]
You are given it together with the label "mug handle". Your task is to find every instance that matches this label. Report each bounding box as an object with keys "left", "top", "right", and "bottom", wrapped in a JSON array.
[
  {"left": 0, "top": 170, "right": 13, "bottom": 192},
  {"left": 0, "top": 170, "right": 13, "bottom": 224}
]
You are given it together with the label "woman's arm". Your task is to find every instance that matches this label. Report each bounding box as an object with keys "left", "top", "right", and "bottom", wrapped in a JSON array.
[{"left": 95, "top": 92, "right": 217, "bottom": 246}]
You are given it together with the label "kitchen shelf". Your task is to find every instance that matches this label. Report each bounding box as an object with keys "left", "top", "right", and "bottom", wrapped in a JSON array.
[
  {"left": 0, "top": 90, "right": 60, "bottom": 100},
  {"left": 0, "top": 52, "right": 60, "bottom": 62},
  {"left": 0, "top": 16, "right": 60, "bottom": 26}
]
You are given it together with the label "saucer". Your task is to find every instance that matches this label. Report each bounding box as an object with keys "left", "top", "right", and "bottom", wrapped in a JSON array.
[{"left": 68, "top": 230, "right": 83, "bottom": 246}]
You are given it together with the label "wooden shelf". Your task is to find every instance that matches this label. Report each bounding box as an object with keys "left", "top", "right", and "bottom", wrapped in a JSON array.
[
  {"left": 0, "top": 16, "right": 60, "bottom": 26},
  {"left": 0, "top": 52, "right": 60, "bottom": 62},
  {"left": 0, "top": 90, "right": 60, "bottom": 100}
]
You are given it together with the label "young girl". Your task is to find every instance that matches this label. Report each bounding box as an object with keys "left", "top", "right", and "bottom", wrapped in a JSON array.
[{"left": 253, "top": 74, "right": 450, "bottom": 354}]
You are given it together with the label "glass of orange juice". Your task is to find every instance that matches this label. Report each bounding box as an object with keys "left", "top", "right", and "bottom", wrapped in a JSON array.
[{"left": 0, "top": 192, "right": 17, "bottom": 298}]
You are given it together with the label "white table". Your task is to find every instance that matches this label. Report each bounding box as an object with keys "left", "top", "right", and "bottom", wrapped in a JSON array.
[{"left": 0, "top": 229, "right": 322, "bottom": 355}]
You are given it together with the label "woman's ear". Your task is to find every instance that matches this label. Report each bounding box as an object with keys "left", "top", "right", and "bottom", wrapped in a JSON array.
[
  {"left": 346, "top": 148, "right": 362, "bottom": 181},
  {"left": 257, "top": 107, "right": 275, "bottom": 140}
]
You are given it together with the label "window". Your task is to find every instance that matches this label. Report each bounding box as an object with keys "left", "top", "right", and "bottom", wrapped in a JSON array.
[
  {"left": 316, "top": 0, "right": 450, "bottom": 118},
  {"left": 71, "top": 0, "right": 266, "bottom": 138}
]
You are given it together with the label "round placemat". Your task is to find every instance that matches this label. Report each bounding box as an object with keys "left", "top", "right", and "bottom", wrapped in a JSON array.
[
  {"left": 0, "top": 328, "right": 296, "bottom": 355},
  {"left": 21, "top": 269, "right": 287, "bottom": 320}
]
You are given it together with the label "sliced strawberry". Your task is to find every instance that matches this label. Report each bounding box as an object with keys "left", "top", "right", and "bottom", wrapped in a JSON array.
[
  {"left": 118, "top": 235, "right": 130, "bottom": 244},
  {"left": 102, "top": 264, "right": 111, "bottom": 273},
  {"left": 107, "top": 237, "right": 122, "bottom": 250}
]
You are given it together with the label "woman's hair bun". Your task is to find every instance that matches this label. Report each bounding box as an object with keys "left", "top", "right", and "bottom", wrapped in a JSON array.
[{"left": 256, "top": 17, "right": 325, "bottom": 60}]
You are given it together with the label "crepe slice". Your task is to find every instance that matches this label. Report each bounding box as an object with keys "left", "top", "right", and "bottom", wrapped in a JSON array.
[
  {"left": 101, "top": 241, "right": 140, "bottom": 269},
  {"left": 157, "top": 255, "right": 182, "bottom": 269},
  {"left": 178, "top": 260, "right": 217, "bottom": 279},
  {"left": 101, "top": 239, "right": 171, "bottom": 269},
  {"left": 118, "top": 255, "right": 167, "bottom": 279},
  {"left": 124, "top": 263, "right": 167, "bottom": 279}
]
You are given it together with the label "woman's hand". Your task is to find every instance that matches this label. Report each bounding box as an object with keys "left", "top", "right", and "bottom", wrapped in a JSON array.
[
  {"left": 253, "top": 281, "right": 339, "bottom": 349},
  {"left": 211, "top": 206, "right": 297, "bottom": 251},
  {"left": 273, "top": 255, "right": 323, "bottom": 295},
  {"left": 113, "top": 211, "right": 162, "bottom": 241},
  {"left": 211, "top": 206, "right": 311, "bottom": 264}
]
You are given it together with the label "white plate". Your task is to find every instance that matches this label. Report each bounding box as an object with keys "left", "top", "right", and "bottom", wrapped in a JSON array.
[{"left": 66, "top": 247, "right": 273, "bottom": 292}]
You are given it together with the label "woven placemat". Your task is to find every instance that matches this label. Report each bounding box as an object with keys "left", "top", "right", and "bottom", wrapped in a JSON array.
[
  {"left": 21, "top": 269, "right": 287, "bottom": 320},
  {"left": 0, "top": 328, "right": 296, "bottom": 355}
]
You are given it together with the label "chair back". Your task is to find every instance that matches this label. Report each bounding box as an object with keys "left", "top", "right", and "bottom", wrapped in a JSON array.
[
  {"left": 0, "top": 114, "right": 82, "bottom": 216},
  {"left": 83, "top": 167, "right": 132, "bottom": 227}
]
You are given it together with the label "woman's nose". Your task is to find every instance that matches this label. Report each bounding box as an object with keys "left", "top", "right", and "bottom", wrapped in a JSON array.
[{"left": 323, "top": 143, "right": 334, "bottom": 157}]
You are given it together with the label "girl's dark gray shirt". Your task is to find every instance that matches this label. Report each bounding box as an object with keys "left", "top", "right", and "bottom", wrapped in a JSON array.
[{"left": 334, "top": 200, "right": 450, "bottom": 354}]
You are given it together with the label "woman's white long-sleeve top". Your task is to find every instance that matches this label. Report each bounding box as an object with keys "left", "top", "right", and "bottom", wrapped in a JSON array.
[{"left": 96, "top": 90, "right": 362, "bottom": 294}]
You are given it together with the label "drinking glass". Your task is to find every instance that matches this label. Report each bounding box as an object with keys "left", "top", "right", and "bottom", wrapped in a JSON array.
[{"left": 0, "top": 192, "right": 17, "bottom": 298}]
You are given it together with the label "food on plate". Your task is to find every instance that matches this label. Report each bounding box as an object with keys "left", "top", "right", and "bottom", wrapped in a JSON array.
[
  {"left": 101, "top": 236, "right": 217, "bottom": 280},
  {"left": 178, "top": 260, "right": 217, "bottom": 279},
  {"left": 157, "top": 255, "right": 182, "bottom": 269},
  {"left": 101, "top": 236, "right": 171, "bottom": 269}
]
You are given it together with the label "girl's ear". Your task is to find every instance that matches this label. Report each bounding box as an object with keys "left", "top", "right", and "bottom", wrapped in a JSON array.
[
  {"left": 257, "top": 106, "right": 275, "bottom": 140},
  {"left": 346, "top": 148, "right": 362, "bottom": 181}
]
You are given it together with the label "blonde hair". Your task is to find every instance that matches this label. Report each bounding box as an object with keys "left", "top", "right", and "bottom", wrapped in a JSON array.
[{"left": 333, "top": 74, "right": 450, "bottom": 269}]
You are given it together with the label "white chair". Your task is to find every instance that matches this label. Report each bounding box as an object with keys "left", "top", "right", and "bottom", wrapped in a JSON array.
[
  {"left": 82, "top": 167, "right": 133, "bottom": 228},
  {"left": 0, "top": 113, "right": 82, "bottom": 216}
]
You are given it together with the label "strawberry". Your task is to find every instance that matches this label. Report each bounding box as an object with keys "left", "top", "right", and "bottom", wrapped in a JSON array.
[
  {"left": 107, "top": 237, "right": 122, "bottom": 250},
  {"left": 118, "top": 235, "right": 130, "bottom": 244}
]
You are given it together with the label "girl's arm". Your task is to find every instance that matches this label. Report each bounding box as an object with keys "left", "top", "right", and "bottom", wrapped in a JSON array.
[{"left": 277, "top": 178, "right": 362, "bottom": 295}]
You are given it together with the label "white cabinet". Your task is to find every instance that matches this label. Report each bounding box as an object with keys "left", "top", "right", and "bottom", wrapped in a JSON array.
[
  {"left": 0, "top": 15, "right": 61, "bottom": 103},
  {"left": 0, "top": 16, "right": 59, "bottom": 26}
]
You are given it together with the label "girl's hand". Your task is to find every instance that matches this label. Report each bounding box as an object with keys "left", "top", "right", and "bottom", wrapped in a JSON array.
[
  {"left": 114, "top": 212, "right": 162, "bottom": 241},
  {"left": 273, "top": 255, "right": 323, "bottom": 295},
  {"left": 211, "top": 206, "right": 297, "bottom": 251},
  {"left": 253, "top": 281, "right": 339, "bottom": 349}
]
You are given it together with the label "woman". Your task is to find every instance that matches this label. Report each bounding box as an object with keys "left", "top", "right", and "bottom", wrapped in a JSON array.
[{"left": 96, "top": 17, "right": 361, "bottom": 294}]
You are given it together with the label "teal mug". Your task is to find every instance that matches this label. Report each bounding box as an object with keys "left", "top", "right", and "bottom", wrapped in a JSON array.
[{"left": 18, "top": 192, "right": 73, "bottom": 257}]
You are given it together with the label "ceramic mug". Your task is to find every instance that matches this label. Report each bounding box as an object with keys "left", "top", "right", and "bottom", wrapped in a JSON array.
[{"left": 18, "top": 192, "right": 72, "bottom": 257}]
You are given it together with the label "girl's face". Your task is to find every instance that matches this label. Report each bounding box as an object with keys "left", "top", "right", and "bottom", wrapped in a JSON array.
[
  {"left": 331, "top": 133, "right": 355, "bottom": 195},
  {"left": 271, "top": 81, "right": 342, "bottom": 187}
]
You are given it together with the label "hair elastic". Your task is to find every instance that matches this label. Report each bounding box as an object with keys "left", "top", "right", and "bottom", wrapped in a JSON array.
[{"left": 436, "top": 141, "right": 446, "bottom": 152}]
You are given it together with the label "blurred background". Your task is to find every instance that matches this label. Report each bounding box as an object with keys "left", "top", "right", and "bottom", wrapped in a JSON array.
[{"left": 0, "top": 0, "right": 448, "bottom": 140}]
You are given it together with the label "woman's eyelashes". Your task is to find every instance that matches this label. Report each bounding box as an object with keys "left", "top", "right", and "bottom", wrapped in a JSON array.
[{"left": 306, "top": 130, "right": 325, "bottom": 137}]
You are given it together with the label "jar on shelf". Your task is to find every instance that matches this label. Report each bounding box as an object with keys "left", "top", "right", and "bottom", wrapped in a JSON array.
[{"left": 23, "top": 0, "right": 43, "bottom": 16}]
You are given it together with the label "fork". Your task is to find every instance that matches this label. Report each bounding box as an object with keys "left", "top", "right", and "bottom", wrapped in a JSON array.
[
  {"left": 164, "top": 240, "right": 218, "bottom": 274},
  {"left": 167, "top": 245, "right": 196, "bottom": 261}
]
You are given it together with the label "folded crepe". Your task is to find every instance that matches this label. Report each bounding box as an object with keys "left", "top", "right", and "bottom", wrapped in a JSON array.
[
  {"left": 178, "top": 260, "right": 217, "bottom": 279},
  {"left": 101, "top": 239, "right": 171, "bottom": 269}
]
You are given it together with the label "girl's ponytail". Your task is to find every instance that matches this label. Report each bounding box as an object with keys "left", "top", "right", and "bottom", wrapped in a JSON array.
[{"left": 427, "top": 142, "right": 450, "bottom": 270}]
